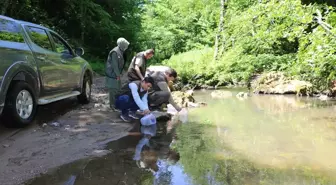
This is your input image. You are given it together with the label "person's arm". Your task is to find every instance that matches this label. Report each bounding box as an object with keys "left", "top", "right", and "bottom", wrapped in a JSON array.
[
  {"left": 134, "top": 58, "right": 144, "bottom": 80},
  {"left": 141, "top": 93, "right": 149, "bottom": 110},
  {"left": 129, "top": 83, "right": 148, "bottom": 111},
  {"left": 157, "top": 82, "right": 182, "bottom": 111},
  {"left": 110, "top": 52, "right": 121, "bottom": 79}
]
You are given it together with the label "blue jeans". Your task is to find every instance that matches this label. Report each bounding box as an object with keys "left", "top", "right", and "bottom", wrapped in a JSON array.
[
  {"left": 115, "top": 95, "right": 139, "bottom": 115},
  {"left": 133, "top": 137, "right": 150, "bottom": 161}
]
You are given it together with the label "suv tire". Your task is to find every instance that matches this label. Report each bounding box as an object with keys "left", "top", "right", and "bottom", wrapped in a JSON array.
[
  {"left": 77, "top": 74, "right": 91, "bottom": 104},
  {"left": 3, "top": 81, "right": 37, "bottom": 127}
]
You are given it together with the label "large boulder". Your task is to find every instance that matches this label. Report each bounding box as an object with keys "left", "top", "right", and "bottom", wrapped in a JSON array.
[
  {"left": 251, "top": 72, "right": 312, "bottom": 95},
  {"left": 146, "top": 65, "right": 170, "bottom": 75}
]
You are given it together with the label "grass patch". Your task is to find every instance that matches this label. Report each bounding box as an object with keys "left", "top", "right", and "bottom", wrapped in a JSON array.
[{"left": 87, "top": 57, "right": 105, "bottom": 76}]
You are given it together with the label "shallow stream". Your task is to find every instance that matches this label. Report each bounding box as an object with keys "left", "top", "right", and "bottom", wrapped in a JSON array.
[{"left": 25, "top": 89, "right": 336, "bottom": 185}]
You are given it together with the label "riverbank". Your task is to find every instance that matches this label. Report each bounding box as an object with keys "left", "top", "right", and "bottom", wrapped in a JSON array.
[
  {"left": 165, "top": 63, "right": 336, "bottom": 98},
  {"left": 0, "top": 77, "right": 132, "bottom": 185},
  {"left": 0, "top": 74, "right": 199, "bottom": 185}
]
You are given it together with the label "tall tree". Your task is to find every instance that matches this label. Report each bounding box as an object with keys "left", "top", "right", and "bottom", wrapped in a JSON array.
[
  {"left": 214, "top": 0, "right": 226, "bottom": 60},
  {"left": 1, "top": 0, "right": 11, "bottom": 15}
]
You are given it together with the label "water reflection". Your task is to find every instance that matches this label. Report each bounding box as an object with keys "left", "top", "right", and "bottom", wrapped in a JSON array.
[
  {"left": 182, "top": 91, "right": 336, "bottom": 184},
  {"left": 25, "top": 91, "right": 336, "bottom": 185},
  {"left": 132, "top": 112, "right": 188, "bottom": 184}
]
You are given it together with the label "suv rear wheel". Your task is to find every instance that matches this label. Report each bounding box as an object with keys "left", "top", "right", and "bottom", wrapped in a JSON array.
[{"left": 3, "top": 81, "right": 37, "bottom": 127}]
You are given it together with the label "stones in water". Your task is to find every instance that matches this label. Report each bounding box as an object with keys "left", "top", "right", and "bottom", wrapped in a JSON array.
[
  {"left": 172, "top": 91, "right": 196, "bottom": 108},
  {"left": 251, "top": 72, "right": 312, "bottom": 95},
  {"left": 318, "top": 94, "right": 330, "bottom": 101},
  {"left": 236, "top": 92, "right": 250, "bottom": 100}
]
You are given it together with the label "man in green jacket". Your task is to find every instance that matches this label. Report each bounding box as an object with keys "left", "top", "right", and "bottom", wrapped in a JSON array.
[
  {"left": 105, "top": 38, "right": 130, "bottom": 111},
  {"left": 127, "top": 49, "right": 154, "bottom": 82}
]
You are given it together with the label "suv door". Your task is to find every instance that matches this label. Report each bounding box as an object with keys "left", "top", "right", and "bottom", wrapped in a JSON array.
[
  {"left": 48, "top": 31, "right": 81, "bottom": 90},
  {"left": 24, "top": 26, "right": 63, "bottom": 94}
]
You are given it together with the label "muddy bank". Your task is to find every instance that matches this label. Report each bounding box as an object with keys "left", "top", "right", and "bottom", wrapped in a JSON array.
[
  {"left": 0, "top": 74, "right": 196, "bottom": 185},
  {"left": 25, "top": 112, "right": 181, "bottom": 185},
  {"left": 0, "top": 77, "right": 133, "bottom": 185}
]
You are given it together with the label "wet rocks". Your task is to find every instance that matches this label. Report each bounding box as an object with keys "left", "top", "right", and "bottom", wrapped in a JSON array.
[
  {"left": 49, "top": 122, "right": 60, "bottom": 127},
  {"left": 236, "top": 92, "right": 249, "bottom": 98},
  {"left": 236, "top": 92, "right": 250, "bottom": 100},
  {"left": 318, "top": 94, "right": 331, "bottom": 101},
  {"left": 171, "top": 91, "right": 196, "bottom": 108},
  {"left": 251, "top": 72, "right": 312, "bottom": 95}
]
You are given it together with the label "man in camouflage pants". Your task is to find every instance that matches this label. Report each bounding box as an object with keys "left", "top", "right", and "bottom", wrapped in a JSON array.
[{"left": 105, "top": 38, "right": 130, "bottom": 111}]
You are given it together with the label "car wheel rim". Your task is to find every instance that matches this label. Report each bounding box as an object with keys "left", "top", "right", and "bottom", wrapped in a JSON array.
[
  {"left": 85, "top": 81, "right": 91, "bottom": 98},
  {"left": 16, "top": 90, "right": 33, "bottom": 119}
]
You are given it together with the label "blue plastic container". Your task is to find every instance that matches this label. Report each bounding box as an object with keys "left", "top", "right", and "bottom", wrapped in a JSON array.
[{"left": 140, "top": 113, "right": 156, "bottom": 126}]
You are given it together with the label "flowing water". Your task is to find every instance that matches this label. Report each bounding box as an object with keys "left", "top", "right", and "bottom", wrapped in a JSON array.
[{"left": 25, "top": 89, "right": 336, "bottom": 185}]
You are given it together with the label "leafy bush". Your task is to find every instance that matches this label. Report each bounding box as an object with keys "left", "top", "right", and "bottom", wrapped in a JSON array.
[
  {"left": 165, "top": 0, "right": 336, "bottom": 92},
  {"left": 163, "top": 48, "right": 214, "bottom": 85},
  {"left": 293, "top": 11, "right": 336, "bottom": 92}
]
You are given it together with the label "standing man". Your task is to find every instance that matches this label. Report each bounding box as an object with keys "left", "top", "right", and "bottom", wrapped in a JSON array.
[
  {"left": 127, "top": 49, "right": 155, "bottom": 82},
  {"left": 115, "top": 77, "right": 154, "bottom": 122},
  {"left": 105, "top": 37, "right": 130, "bottom": 111}
]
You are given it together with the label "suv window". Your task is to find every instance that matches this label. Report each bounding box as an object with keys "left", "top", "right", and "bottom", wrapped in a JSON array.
[
  {"left": 50, "top": 32, "right": 72, "bottom": 55},
  {"left": 0, "top": 18, "right": 24, "bottom": 43},
  {"left": 27, "top": 27, "right": 53, "bottom": 51}
]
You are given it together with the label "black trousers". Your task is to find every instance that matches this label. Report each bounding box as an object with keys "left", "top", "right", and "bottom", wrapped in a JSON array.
[{"left": 148, "top": 91, "right": 170, "bottom": 107}]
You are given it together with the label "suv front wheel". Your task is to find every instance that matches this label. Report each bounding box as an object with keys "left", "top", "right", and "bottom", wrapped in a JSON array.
[
  {"left": 77, "top": 75, "right": 91, "bottom": 104},
  {"left": 3, "top": 81, "right": 37, "bottom": 127}
]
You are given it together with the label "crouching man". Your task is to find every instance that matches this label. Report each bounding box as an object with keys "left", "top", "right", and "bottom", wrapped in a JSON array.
[
  {"left": 148, "top": 68, "right": 182, "bottom": 112},
  {"left": 115, "top": 77, "right": 154, "bottom": 122}
]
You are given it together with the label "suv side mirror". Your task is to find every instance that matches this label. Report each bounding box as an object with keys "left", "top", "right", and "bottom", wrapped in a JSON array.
[{"left": 75, "top": 48, "right": 84, "bottom": 56}]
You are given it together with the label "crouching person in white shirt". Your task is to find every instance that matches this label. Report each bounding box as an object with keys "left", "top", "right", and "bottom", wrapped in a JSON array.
[{"left": 115, "top": 77, "right": 154, "bottom": 122}]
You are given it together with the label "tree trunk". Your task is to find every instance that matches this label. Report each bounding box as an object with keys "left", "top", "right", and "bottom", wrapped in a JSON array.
[
  {"left": 1, "top": 0, "right": 11, "bottom": 15},
  {"left": 213, "top": 0, "right": 226, "bottom": 60},
  {"left": 80, "top": 0, "right": 87, "bottom": 42},
  {"left": 218, "top": 38, "right": 226, "bottom": 57}
]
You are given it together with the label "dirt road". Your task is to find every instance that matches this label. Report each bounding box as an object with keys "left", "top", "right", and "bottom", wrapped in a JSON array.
[{"left": 0, "top": 77, "right": 133, "bottom": 185}]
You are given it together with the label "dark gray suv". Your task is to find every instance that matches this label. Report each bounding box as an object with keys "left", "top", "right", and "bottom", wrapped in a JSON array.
[{"left": 0, "top": 15, "right": 93, "bottom": 126}]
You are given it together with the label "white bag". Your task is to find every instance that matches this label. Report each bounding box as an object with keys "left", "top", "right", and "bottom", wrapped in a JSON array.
[
  {"left": 167, "top": 104, "right": 188, "bottom": 123},
  {"left": 178, "top": 108, "right": 188, "bottom": 123}
]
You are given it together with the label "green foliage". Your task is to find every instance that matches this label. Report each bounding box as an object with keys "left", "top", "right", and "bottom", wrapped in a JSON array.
[
  {"left": 164, "top": 0, "right": 336, "bottom": 92},
  {"left": 3, "top": 0, "right": 143, "bottom": 60},
  {"left": 293, "top": 11, "right": 336, "bottom": 92},
  {"left": 0, "top": 32, "right": 24, "bottom": 43},
  {"left": 29, "top": 32, "right": 53, "bottom": 50},
  {"left": 88, "top": 61, "right": 105, "bottom": 76},
  {"left": 162, "top": 48, "right": 214, "bottom": 85},
  {"left": 3, "top": 0, "right": 336, "bottom": 92},
  {"left": 138, "top": 0, "right": 219, "bottom": 64}
]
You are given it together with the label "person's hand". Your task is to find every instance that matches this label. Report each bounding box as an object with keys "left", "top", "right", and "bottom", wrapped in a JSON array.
[
  {"left": 143, "top": 109, "right": 151, "bottom": 115},
  {"left": 117, "top": 76, "right": 120, "bottom": 80}
]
